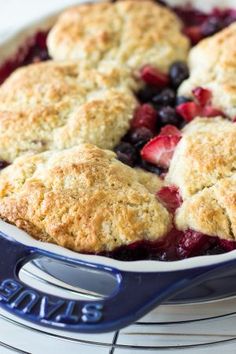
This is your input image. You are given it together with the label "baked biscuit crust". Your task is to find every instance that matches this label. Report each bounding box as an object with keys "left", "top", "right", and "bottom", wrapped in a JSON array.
[
  {"left": 47, "top": 0, "right": 189, "bottom": 72},
  {"left": 166, "top": 117, "right": 236, "bottom": 199},
  {"left": 0, "top": 61, "right": 137, "bottom": 162},
  {"left": 0, "top": 144, "right": 171, "bottom": 253},
  {"left": 176, "top": 175, "right": 236, "bottom": 241},
  {"left": 134, "top": 168, "right": 163, "bottom": 194},
  {"left": 178, "top": 23, "right": 236, "bottom": 119}
]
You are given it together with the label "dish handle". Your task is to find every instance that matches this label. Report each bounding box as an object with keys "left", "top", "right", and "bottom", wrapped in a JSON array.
[{"left": 0, "top": 231, "right": 235, "bottom": 333}]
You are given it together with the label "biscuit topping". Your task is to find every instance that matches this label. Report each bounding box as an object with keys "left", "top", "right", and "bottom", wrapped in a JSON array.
[
  {"left": 0, "top": 62, "right": 137, "bottom": 162},
  {"left": 47, "top": 0, "right": 190, "bottom": 72},
  {"left": 0, "top": 144, "right": 171, "bottom": 253},
  {"left": 167, "top": 117, "right": 236, "bottom": 199},
  {"left": 178, "top": 23, "right": 236, "bottom": 119}
]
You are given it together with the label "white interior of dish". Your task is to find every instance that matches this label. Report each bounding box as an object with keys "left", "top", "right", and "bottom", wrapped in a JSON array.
[{"left": 0, "top": 0, "right": 236, "bottom": 273}]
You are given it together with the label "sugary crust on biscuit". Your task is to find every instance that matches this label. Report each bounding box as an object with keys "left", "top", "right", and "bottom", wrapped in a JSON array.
[
  {"left": 134, "top": 168, "right": 163, "bottom": 194},
  {"left": 0, "top": 61, "right": 137, "bottom": 162},
  {"left": 175, "top": 175, "right": 236, "bottom": 241},
  {"left": 0, "top": 144, "right": 171, "bottom": 253},
  {"left": 166, "top": 117, "right": 236, "bottom": 199},
  {"left": 178, "top": 23, "right": 236, "bottom": 118},
  {"left": 47, "top": 0, "right": 189, "bottom": 72}
]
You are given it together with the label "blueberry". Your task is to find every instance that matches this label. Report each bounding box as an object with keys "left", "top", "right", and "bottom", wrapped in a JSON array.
[
  {"left": 0, "top": 160, "right": 9, "bottom": 170},
  {"left": 136, "top": 86, "right": 161, "bottom": 103},
  {"left": 175, "top": 96, "right": 192, "bottom": 106},
  {"left": 158, "top": 106, "right": 180, "bottom": 126},
  {"left": 39, "top": 49, "right": 50, "bottom": 61},
  {"left": 152, "top": 88, "right": 176, "bottom": 107},
  {"left": 169, "top": 61, "right": 189, "bottom": 89},
  {"left": 205, "top": 245, "right": 225, "bottom": 255},
  {"left": 201, "top": 16, "right": 223, "bottom": 37},
  {"left": 115, "top": 142, "right": 137, "bottom": 167},
  {"left": 140, "top": 160, "right": 163, "bottom": 175},
  {"left": 129, "top": 127, "right": 154, "bottom": 149}
]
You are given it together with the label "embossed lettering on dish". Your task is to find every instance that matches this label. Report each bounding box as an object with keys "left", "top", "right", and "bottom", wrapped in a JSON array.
[{"left": 0, "top": 279, "right": 103, "bottom": 324}]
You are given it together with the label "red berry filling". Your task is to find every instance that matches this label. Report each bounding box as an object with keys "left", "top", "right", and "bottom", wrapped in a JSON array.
[
  {"left": 159, "top": 124, "right": 182, "bottom": 137},
  {"left": 177, "top": 87, "right": 224, "bottom": 122},
  {"left": 140, "top": 65, "right": 169, "bottom": 88},
  {"left": 0, "top": 31, "right": 50, "bottom": 85},
  {"left": 218, "top": 239, "right": 236, "bottom": 252},
  {"left": 103, "top": 228, "right": 236, "bottom": 261},
  {"left": 141, "top": 134, "right": 181, "bottom": 169},
  {"left": 176, "top": 7, "right": 236, "bottom": 45},
  {"left": 202, "top": 106, "right": 224, "bottom": 117},
  {"left": 157, "top": 186, "right": 182, "bottom": 213},
  {"left": 176, "top": 230, "right": 212, "bottom": 258},
  {"left": 131, "top": 104, "right": 157, "bottom": 132},
  {"left": 176, "top": 101, "right": 202, "bottom": 121},
  {"left": 192, "top": 87, "right": 212, "bottom": 106},
  {"left": 183, "top": 26, "right": 203, "bottom": 45}
]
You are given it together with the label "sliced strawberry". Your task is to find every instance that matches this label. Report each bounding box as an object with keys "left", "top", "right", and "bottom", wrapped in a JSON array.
[
  {"left": 202, "top": 105, "right": 224, "bottom": 117},
  {"left": 140, "top": 65, "right": 169, "bottom": 88},
  {"left": 192, "top": 87, "right": 212, "bottom": 106},
  {"left": 159, "top": 124, "right": 182, "bottom": 137},
  {"left": 131, "top": 104, "right": 157, "bottom": 132},
  {"left": 176, "top": 101, "right": 202, "bottom": 122},
  {"left": 141, "top": 135, "right": 181, "bottom": 169},
  {"left": 183, "top": 26, "right": 202, "bottom": 45},
  {"left": 157, "top": 185, "right": 182, "bottom": 213}
]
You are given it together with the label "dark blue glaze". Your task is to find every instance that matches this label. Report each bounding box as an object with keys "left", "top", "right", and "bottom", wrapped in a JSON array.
[{"left": 0, "top": 231, "right": 236, "bottom": 333}]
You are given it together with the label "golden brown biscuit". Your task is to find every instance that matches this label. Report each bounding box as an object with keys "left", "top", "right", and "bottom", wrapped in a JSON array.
[
  {"left": 178, "top": 23, "right": 236, "bottom": 119},
  {"left": 0, "top": 144, "right": 171, "bottom": 253},
  {"left": 166, "top": 117, "right": 236, "bottom": 199},
  {"left": 47, "top": 0, "right": 189, "bottom": 73},
  {"left": 175, "top": 175, "right": 236, "bottom": 241},
  {"left": 0, "top": 61, "right": 137, "bottom": 162},
  {"left": 134, "top": 168, "right": 163, "bottom": 194}
]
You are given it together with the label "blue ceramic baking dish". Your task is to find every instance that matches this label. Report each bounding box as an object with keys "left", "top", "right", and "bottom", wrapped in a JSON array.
[{"left": 0, "top": 220, "right": 236, "bottom": 333}]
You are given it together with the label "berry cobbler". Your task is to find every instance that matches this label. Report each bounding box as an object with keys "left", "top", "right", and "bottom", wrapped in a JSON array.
[{"left": 0, "top": 0, "right": 236, "bottom": 261}]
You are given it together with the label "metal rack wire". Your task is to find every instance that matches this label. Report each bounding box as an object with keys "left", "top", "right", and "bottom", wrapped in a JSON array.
[{"left": 1, "top": 265, "right": 236, "bottom": 353}]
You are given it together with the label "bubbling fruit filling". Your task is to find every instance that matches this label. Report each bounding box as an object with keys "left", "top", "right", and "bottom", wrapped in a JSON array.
[
  {"left": 0, "top": 31, "right": 50, "bottom": 84},
  {"left": 101, "top": 229, "right": 236, "bottom": 262},
  {"left": 0, "top": 3, "right": 236, "bottom": 261}
]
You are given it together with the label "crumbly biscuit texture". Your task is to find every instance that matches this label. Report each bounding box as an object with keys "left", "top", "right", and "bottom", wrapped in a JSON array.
[
  {"left": 178, "top": 23, "right": 236, "bottom": 118},
  {"left": 134, "top": 168, "right": 163, "bottom": 194},
  {"left": 176, "top": 175, "right": 236, "bottom": 241},
  {"left": 166, "top": 117, "right": 236, "bottom": 199},
  {"left": 0, "top": 61, "right": 137, "bottom": 162},
  {"left": 0, "top": 144, "right": 171, "bottom": 253},
  {"left": 47, "top": 0, "right": 189, "bottom": 72}
]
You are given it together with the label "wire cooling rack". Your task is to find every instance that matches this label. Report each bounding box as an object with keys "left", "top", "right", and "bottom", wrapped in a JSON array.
[{"left": 0, "top": 264, "right": 236, "bottom": 353}]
